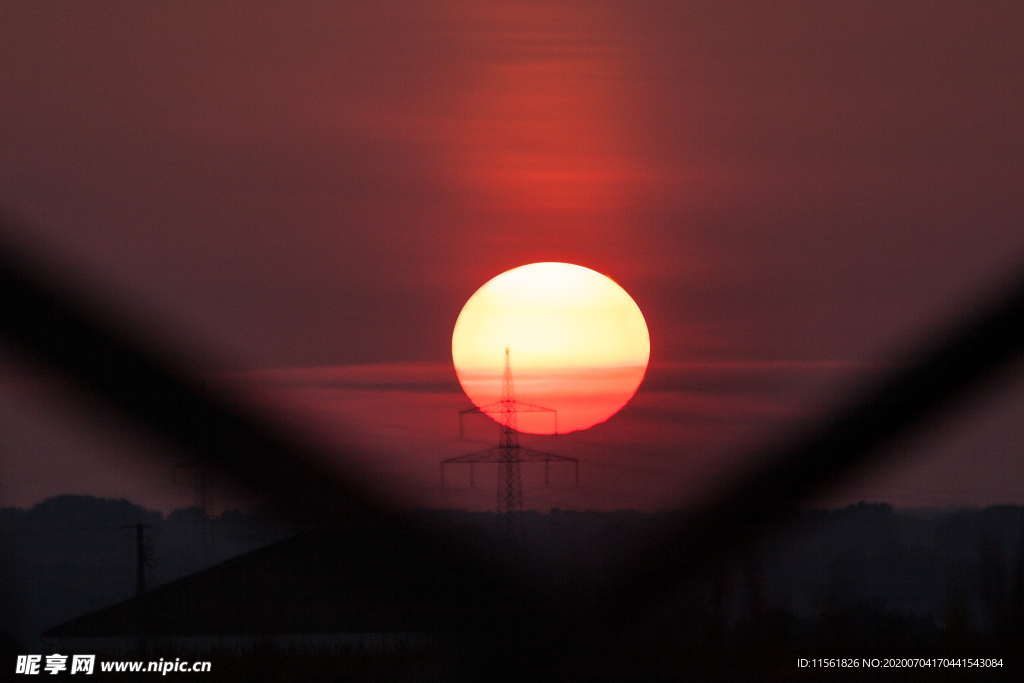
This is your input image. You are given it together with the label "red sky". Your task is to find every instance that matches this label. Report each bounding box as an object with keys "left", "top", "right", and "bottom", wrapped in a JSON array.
[{"left": 1, "top": 1, "right": 1023, "bottom": 510}]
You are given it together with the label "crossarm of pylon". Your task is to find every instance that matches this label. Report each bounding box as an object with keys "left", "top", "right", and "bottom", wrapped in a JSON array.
[
  {"left": 508, "top": 401, "right": 556, "bottom": 413},
  {"left": 442, "top": 447, "right": 513, "bottom": 464},
  {"left": 442, "top": 447, "right": 577, "bottom": 464},
  {"left": 459, "top": 400, "right": 555, "bottom": 414},
  {"left": 458, "top": 401, "right": 558, "bottom": 437},
  {"left": 459, "top": 403, "right": 498, "bottom": 415},
  {"left": 510, "top": 447, "right": 579, "bottom": 463}
]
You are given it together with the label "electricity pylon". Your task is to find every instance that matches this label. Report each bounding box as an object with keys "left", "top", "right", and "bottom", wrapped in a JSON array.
[{"left": 442, "top": 348, "right": 579, "bottom": 537}]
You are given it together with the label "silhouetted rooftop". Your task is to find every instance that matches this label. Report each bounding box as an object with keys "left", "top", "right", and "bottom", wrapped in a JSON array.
[{"left": 45, "top": 523, "right": 509, "bottom": 638}]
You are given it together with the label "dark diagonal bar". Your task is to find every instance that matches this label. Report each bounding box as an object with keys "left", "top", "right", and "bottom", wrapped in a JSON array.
[
  {"left": 0, "top": 216, "right": 534, "bottom": 638},
  {"left": 603, "top": 260, "right": 1024, "bottom": 628}
]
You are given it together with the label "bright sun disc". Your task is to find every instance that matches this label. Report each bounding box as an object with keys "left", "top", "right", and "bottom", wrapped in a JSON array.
[{"left": 452, "top": 262, "right": 650, "bottom": 434}]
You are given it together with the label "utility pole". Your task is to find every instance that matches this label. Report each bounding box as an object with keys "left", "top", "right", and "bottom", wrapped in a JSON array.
[{"left": 121, "top": 523, "right": 152, "bottom": 597}]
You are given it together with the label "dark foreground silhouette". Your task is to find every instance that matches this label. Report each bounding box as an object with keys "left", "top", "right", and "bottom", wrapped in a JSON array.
[{"left": 3, "top": 496, "right": 1022, "bottom": 680}]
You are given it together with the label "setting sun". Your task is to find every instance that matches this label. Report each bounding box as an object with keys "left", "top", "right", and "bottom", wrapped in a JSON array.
[{"left": 452, "top": 262, "right": 650, "bottom": 434}]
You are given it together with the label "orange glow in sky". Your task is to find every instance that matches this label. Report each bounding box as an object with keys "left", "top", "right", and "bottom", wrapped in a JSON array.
[{"left": 452, "top": 262, "right": 650, "bottom": 434}]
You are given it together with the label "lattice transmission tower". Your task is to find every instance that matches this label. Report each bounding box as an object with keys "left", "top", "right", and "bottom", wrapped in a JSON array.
[{"left": 442, "top": 347, "right": 578, "bottom": 534}]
